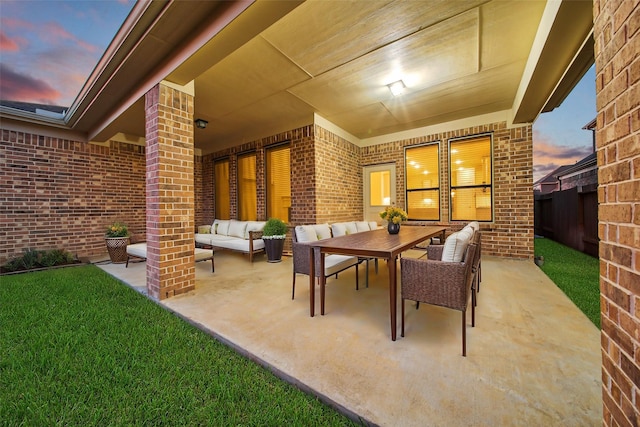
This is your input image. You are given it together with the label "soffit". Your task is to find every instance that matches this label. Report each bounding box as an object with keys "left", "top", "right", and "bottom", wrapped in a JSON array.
[
  {"left": 86, "top": 0, "right": 593, "bottom": 155},
  {"left": 188, "top": 0, "right": 547, "bottom": 153}
]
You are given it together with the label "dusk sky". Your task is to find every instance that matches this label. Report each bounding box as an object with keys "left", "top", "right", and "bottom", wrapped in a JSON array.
[{"left": 0, "top": 0, "right": 596, "bottom": 183}]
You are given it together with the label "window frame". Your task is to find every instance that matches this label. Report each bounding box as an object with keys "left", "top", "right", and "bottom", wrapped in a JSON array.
[
  {"left": 448, "top": 133, "right": 494, "bottom": 222},
  {"left": 404, "top": 141, "right": 441, "bottom": 221},
  {"left": 265, "top": 141, "right": 291, "bottom": 223}
]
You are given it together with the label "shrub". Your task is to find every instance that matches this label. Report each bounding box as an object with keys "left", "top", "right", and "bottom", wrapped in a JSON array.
[{"left": 1, "top": 249, "right": 77, "bottom": 273}]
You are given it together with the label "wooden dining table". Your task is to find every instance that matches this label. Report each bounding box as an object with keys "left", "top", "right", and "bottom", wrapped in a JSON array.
[{"left": 308, "top": 225, "right": 446, "bottom": 341}]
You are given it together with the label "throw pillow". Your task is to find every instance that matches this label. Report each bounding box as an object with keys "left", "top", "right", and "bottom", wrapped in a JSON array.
[
  {"left": 198, "top": 225, "right": 211, "bottom": 234},
  {"left": 245, "top": 221, "right": 266, "bottom": 239},
  {"left": 216, "top": 220, "right": 230, "bottom": 236},
  {"left": 441, "top": 231, "right": 470, "bottom": 262},
  {"left": 228, "top": 220, "right": 247, "bottom": 239}
]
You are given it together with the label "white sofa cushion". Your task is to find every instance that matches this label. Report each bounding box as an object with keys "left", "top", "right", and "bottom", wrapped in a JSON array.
[
  {"left": 441, "top": 231, "right": 470, "bottom": 262},
  {"left": 245, "top": 221, "right": 266, "bottom": 239},
  {"left": 368, "top": 221, "right": 379, "bottom": 230},
  {"left": 214, "top": 219, "right": 230, "bottom": 236},
  {"left": 228, "top": 220, "right": 247, "bottom": 239}
]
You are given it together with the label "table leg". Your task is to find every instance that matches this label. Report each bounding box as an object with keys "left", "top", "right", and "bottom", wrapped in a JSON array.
[
  {"left": 320, "top": 251, "right": 326, "bottom": 315},
  {"left": 309, "top": 246, "right": 315, "bottom": 317},
  {"left": 388, "top": 255, "right": 398, "bottom": 341}
]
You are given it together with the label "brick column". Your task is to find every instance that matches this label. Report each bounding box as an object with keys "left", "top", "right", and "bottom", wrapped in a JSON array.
[
  {"left": 594, "top": 0, "right": 640, "bottom": 425},
  {"left": 144, "top": 81, "right": 196, "bottom": 300}
]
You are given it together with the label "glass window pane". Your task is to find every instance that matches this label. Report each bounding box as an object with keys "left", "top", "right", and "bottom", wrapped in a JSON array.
[
  {"left": 370, "top": 170, "right": 390, "bottom": 206},
  {"left": 451, "top": 187, "right": 492, "bottom": 221},
  {"left": 450, "top": 136, "right": 491, "bottom": 186},
  {"left": 449, "top": 135, "right": 492, "bottom": 221},
  {"left": 214, "top": 159, "right": 230, "bottom": 220},
  {"left": 407, "top": 190, "right": 440, "bottom": 220},
  {"left": 405, "top": 143, "right": 439, "bottom": 221},
  {"left": 406, "top": 144, "right": 439, "bottom": 190},
  {"left": 266, "top": 144, "right": 291, "bottom": 222},
  {"left": 237, "top": 152, "right": 257, "bottom": 221}
]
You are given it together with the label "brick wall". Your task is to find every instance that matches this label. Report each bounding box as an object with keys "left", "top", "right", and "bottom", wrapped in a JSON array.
[
  {"left": 0, "top": 130, "right": 146, "bottom": 264},
  {"left": 594, "top": 0, "right": 640, "bottom": 425},
  {"left": 314, "top": 125, "right": 362, "bottom": 224},
  {"left": 361, "top": 121, "right": 534, "bottom": 259}
]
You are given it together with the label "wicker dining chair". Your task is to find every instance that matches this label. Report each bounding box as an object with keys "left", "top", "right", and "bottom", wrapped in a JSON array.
[
  {"left": 291, "top": 229, "right": 360, "bottom": 300},
  {"left": 400, "top": 242, "right": 477, "bottom": 356}
]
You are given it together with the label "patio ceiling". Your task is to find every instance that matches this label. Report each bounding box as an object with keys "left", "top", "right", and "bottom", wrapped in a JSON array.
[{"left": 75, "top": 0, "right": 593, "bottom": 154}]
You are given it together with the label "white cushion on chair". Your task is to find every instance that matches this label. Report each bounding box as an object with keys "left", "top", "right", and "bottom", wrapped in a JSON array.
[
  {"left": 441, "top": 231, "right": 470, "bottom": 262},
  {"left": 324, "top": 254, "right": 359, "bottom": 276},
  {"left": 368, "top": 221, "right": 379, "bottom": 230},
  {"left": 296, "top": 224, "right": 332, "bottom": 242},
  {"left": 331, "top": 223, "right": 348, "bottom": 237},
  {"left": 356, "top": 221, "right": 370, "bottom": 232}
]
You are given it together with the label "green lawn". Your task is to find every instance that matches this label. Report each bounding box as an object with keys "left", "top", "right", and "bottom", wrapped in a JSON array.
[
  {"left": 534, "top": 237, "right": 601, "bottom": 328},
  {"left": 0, "top": 265, "right": 359, "bottom": 426}
]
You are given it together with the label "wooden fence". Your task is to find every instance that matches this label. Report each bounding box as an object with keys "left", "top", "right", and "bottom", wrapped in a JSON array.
[{"left": 534, "top": 185, "right": 598, "bottom": 257}]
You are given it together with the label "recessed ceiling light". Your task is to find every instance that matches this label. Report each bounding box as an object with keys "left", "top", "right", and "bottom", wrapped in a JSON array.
[{"left": 388, "top": 80, "right": 406, "bottom": 96}]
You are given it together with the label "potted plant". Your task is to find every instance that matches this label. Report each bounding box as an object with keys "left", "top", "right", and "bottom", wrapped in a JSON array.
[
  {"left": 105, "top": 221, "right": 130, "bottom": 263},
  {"left": 262, "top": 218, "right": 288, "bottom": 263},
  {"left": 379, "top": 206, "right": 408, "bottom": 234}
]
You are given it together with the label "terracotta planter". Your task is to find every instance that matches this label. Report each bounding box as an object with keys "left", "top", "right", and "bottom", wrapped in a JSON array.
[{"left": 105, "top": 237, "right": 130, "bottom": 263}]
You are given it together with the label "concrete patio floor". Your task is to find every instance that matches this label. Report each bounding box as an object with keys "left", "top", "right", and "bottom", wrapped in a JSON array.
[{"left": 95, "top": 250, "right": 602, "bottom": 426}]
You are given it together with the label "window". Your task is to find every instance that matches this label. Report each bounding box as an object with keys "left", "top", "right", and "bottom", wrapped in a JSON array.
[
  {"left": 405, "top": 143, "right": 440, "bottom": 220},
  {"left": 266, "top": 143, "right": 291, "bottom": 222},
  {"left": 449, "top": 134, "right": 492, "bottom": 221},
  {"left": 237, "top": 152, "right": 257, "bottom": 221},
  {"left": 214, "top": 158, "right": 230, "bottom": 220}
]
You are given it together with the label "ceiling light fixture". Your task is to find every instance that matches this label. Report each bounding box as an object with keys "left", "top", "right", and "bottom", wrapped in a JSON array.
[
  {"left": 388, "top": 80, "right": 406, "bottom": 96},
  {"left": 194, "top": 118, "right": 208, "bottom": 129}
]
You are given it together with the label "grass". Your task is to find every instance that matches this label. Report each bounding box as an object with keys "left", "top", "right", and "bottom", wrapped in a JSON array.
[
  {"left": 0, "top": 265, "right": 359, "bottom": 426},
  {"left": 534, "top": 237, "right": 601, "bottom": 328}
]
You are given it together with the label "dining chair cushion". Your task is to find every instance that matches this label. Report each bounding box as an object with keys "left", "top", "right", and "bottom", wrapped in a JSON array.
[
  {"left": 441, "top": 231, "right": 470, "bottom": 262},
  {"left": 344, "top": 222, "right": 358, "bottom": 234},
  {"left": 324, "top": 254, "right": 359, "bottom": 276},
  {"left": 295, "top": 224, "right": 332, "bottom": 242},
  {"left": 331, "top": 223, "right": 348, "bottom": 237},
  {"left": 356, "top": 221, "right": 371, "bottom": 232}
]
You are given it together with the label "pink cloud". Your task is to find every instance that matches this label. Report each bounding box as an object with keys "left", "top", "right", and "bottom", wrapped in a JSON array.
[
  {"left": 43, "top": 22, "right": 99, "bottom": 53},
  {"left": 533, "top": 133, "right": 592, "bottom": 182},
  {"left": 0, "top": 17, "right": 34, "bottom": 31},
  {"left": 0, "top": 31, "right": 19, "bottom": 51},
  {"left": 0, "top": 63, "right": 61, "bottom": 104}
]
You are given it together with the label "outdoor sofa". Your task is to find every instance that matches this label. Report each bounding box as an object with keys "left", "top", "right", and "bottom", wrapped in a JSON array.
[{"left": 195, "top": 219, "right": 266, "bottom": 263}]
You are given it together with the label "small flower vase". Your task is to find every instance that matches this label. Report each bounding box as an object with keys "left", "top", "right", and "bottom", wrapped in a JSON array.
[{"left": 387, "top": 222, "right": 400, "bottom": 235}]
